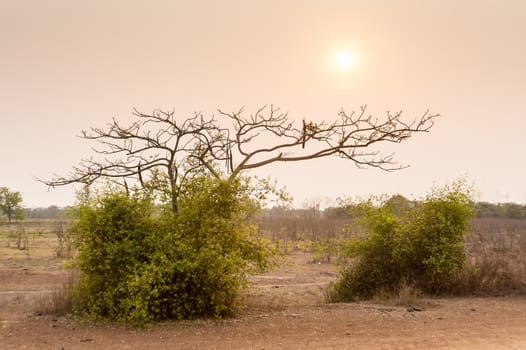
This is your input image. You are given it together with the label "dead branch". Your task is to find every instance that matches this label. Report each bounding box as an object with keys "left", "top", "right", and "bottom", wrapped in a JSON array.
[
  {"left": 40, "top": 105, "right": 438, "bottom": 213},
  {"left": 217, "top": 105, "right": 438, "bottom": 179}
]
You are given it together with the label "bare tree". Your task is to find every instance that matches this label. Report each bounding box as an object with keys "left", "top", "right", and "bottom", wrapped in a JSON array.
[{"left": 41, "top": 105, "right": 438, "bottom": 214}]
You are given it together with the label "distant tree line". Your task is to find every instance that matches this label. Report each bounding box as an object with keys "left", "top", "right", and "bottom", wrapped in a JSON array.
[
  {"left": 318, "top": 196, "right": 526, "bottom": 220},
  {"left": 472, "top": 201, "right": 526, "bottom": 219},
  {"left": 22, "top": 206, "right": 68, "bottom": 220},
  {"left": 14, "top": 199, "right": 526, "bottom": 221}
]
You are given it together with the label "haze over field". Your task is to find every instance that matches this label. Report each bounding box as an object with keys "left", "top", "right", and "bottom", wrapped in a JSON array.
[{"left": 1, "top": 0, "right": 525, "bottom": 208}]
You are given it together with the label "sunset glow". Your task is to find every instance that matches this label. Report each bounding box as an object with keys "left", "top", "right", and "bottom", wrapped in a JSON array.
[
  {"left": 1, "top": 1, "right": 525, "bottom": 207},
  {"left": 336, "top": 50, "right": 354, "bottom": 70}
]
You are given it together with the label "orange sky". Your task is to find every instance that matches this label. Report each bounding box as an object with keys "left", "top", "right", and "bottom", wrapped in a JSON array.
[{"left": 1, "top": 0, "right": 525, "bottom": 207}]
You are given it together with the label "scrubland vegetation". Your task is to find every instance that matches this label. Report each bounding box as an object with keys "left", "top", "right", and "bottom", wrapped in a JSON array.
[
  {"left": 3, "top": 108, "right": 523, "bottom": 326},
  {"left": 2, "top": 186, "right": 525, "bottom": 326},
  {"left": 259, "top": 192, "right": 526, "bottom": 301}
]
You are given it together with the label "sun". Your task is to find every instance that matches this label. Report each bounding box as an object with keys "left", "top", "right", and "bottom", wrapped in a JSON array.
[{"left": 336, "top": 51, "right": 354, "bottom": 70}]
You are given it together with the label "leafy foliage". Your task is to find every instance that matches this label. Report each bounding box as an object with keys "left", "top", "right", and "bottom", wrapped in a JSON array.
[
  {"left": 0, "top": 186, "right": 24, "bottom": 222},
  {"left": 69, "top": 176, "right": 277, "bottom": 325},
  {"left": 330, "top": 182, "right": 473, "bottom": 301}
]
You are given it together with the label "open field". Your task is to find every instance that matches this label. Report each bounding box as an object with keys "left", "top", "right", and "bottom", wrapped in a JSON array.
[{"left": 1, "top": 219, "right": 525, "bottom": 349}]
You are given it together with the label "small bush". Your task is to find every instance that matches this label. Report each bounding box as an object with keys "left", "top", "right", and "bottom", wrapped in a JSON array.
[
  {"left": 68, "top": 176, "right": 277, "bottom": 325},
  {"left": 330, "top": 181, "right": 473, "bottom": 301}
]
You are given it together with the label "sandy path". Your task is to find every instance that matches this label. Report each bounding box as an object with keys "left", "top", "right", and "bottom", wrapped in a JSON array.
[
  {"left": 1, "top": 251, "right": 525, "bottom": 349},
  {"left": 1, "top": 297, "right": 526, "bottom": 349}
]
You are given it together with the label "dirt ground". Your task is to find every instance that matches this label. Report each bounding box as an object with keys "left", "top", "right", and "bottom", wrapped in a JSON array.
[{"left": 1, "top": 245, "right": 525, "bottom": 350}]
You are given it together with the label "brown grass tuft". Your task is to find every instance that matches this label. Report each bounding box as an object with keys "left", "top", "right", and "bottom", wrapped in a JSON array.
[
  {"left": 35, "top": 270, "right": 78, "bottom": 316},
  {"left": 462, "top": 218, "right": 526, "bottom": 295},
  {"left": 370, "top": 279, "right": 422, "bottom": 307}
]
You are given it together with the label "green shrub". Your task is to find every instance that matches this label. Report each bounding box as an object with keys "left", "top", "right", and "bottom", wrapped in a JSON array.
[
  {"left": 69, "top": 176, "right": 277, "bottom": 325},
  {"left": 330, "top": 181, "right": 473, "bottom": 301},
  {"left": 400, "top": 185, "right": 473, "bottom": 292}
]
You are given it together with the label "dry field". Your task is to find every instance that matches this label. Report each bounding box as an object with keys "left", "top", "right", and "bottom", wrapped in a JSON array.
[{"left": 1, "top": 219, "right": 525, "bottom": 349}]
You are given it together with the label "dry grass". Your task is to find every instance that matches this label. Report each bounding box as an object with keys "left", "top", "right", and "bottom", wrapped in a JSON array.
[
  {"left": 462, "top": 218, "right": 526, "bottom": 294},
  {"left": 455, "top": 259, "right": 524, "bottom": 295},
  {"left": 366, "top": 279, "right": 423, "bottom": 308},
  {"left": 0, "top": 220, "right": 76, "bottom": 317},
  {"left": 258, "top": 212, "right": 359, "bottom": 242},
  {"left": 395, "top": 279, "right": 423, "bottom": 305},
  {"left": 0, "top": 220, "right": 73, "bottom": 259},
  {"left": 35, "top": 270, "right": 78, "bottom": 316}
]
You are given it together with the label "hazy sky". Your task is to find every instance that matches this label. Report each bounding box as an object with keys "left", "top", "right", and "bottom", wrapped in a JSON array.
[{"left": 1, "top": 0, "right": 525, "bottom": 208}]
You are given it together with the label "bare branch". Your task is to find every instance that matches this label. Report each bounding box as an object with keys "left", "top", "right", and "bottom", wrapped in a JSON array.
[
  {"left": 40, "top": 105, "right": 438, "bottom": 214},
  {"left": 217, "top": 106, "right": 438, "bottom": 179}
]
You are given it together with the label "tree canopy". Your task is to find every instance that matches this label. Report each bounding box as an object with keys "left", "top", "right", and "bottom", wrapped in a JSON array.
[{"left": 0, "top": 187, "right": 24, "bottom": 222}]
